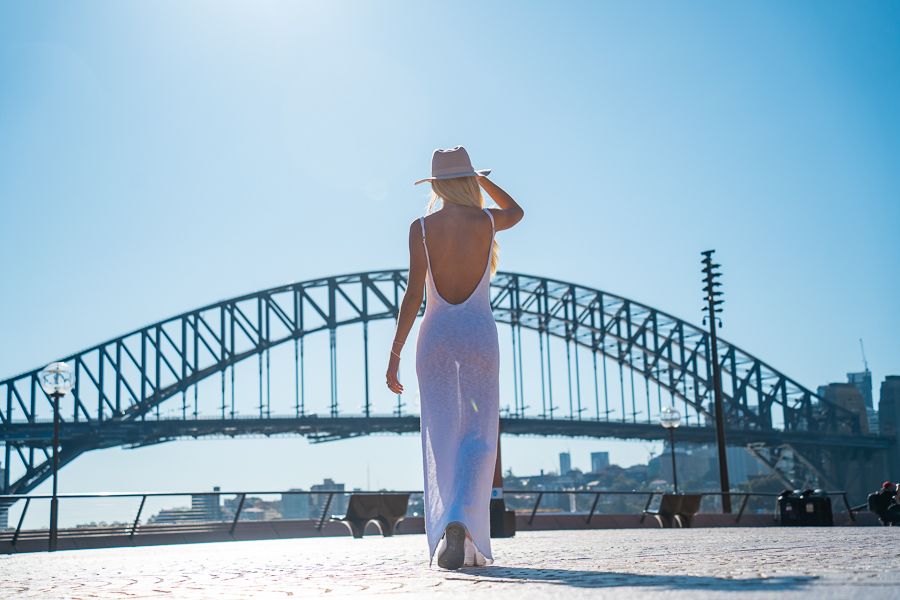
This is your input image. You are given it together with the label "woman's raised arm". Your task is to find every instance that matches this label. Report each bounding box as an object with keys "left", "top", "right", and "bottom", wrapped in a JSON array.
[{"left": 477, "top": 175, "right": 524, "bottom": 231}]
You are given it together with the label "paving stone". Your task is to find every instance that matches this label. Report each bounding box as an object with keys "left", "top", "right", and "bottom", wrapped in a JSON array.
[{"left": 1, "top": 528, "right": 898, "bottom": 599}]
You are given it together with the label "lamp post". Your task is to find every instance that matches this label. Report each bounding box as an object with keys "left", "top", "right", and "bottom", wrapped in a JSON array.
[
  {"left": 660, "top": 406, "right": 682, "bottom": 494},
  {"left": 702, "top": 249, "right": 732, "bottom": 513},
  {"left": 38, "top": 361, "right": 73, "bottom": 552}
]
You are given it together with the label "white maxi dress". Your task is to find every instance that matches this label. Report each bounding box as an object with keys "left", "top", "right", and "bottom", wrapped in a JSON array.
[{"left": 415, "top": 207, "right": 500, "bottom": 568}]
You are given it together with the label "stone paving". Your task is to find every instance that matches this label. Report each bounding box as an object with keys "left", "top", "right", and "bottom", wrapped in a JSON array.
[{"left": 1, "top": 528, "right": 898, "bottom": 599}]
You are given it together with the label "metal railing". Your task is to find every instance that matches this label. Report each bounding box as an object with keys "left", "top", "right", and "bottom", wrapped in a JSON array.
[
  {"left": 0, "top": 489, "right": 423, "bottom": 550},
  {"left": 504, "top": 490, "right": 860, "bottom": 525},
  {"left": 507, "top": 489, "right": 856, "bottom": 526},
  {"left": 0, "top": 487, "right": 859, "bottom": 552}
]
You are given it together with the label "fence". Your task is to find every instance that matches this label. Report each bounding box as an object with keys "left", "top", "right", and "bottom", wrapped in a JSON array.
[{"left": 0, "top": 488, "right": 858, "bottom": 552}]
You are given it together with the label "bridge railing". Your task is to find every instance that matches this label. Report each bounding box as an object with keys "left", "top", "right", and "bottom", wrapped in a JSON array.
[{"left": 0, "top": 487, "right": 858, "bottom": 549}]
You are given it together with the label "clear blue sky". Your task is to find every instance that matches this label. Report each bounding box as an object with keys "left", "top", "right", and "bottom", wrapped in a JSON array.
[{"left": 1, "top": 1, "right": 898, "bottom": 505}]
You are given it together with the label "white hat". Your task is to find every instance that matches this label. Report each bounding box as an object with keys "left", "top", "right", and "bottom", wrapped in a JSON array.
[{"left": 413, "top": 146, "right": 491, "bottom": 185}]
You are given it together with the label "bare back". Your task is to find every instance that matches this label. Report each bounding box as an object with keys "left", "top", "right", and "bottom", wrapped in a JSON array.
[{"left": 421, "top": 207, "right": 494, "bottom": 305}]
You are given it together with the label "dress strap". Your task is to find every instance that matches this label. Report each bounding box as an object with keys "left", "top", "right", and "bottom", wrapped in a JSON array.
[
  {"left": 419, "top": 216, "right": 433, "bottom": 274},
  {"left": 482, "top": 207, "right": 495, "bottom": 234}
]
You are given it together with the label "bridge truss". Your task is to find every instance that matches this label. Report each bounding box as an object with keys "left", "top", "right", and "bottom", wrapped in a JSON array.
[{"left": 0, "top": 270, "right": 889, "bottom": 499}]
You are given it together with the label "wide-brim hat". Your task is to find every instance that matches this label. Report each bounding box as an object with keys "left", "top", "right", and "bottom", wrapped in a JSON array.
[{"left": 414, "top": 145, "right": 491, "bottom": 185}]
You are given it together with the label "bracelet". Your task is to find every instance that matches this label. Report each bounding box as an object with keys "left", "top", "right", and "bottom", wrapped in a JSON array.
[
  {"left": 391, "top": 350, "right": 402, "bottom": 359},
  {"left": 392, "top": 340, "right": 404, "bottom": 346}
]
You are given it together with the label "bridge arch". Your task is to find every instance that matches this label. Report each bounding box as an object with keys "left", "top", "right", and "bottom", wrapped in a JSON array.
[{"left": 0, "top": 269, "right": 863, "bottom": 495}]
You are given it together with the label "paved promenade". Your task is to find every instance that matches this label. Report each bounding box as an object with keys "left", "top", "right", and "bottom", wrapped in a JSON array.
[{"left": 1, "top": 528, "right": 898, "bottom": 599}]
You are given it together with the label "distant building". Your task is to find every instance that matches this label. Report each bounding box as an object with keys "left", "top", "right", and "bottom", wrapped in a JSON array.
[
  {"left": 559, "top": 452, "right": 572, "bottom": 474},
  {"left": 147, "top": 486, "right": 223, "bottom": 524},
  {"left": 191, "top": 486, "right": 222, "bottom": 521},
  {"left": 310, "top": 478, "right": 347, "bottom": 517},
  {"left": 867, "top": 408, "right": 880, "bottom": 435},
  {"left": 879, "top": 376, "right": 900, "bottom": 438},
  {"left": 881, "top": 376, "right": 900, "bottom": 481},
  {"left": 654, "top": 443, "right": 695, "bottom": 485},
  {"left": 241, "top": 507, "right": 266, "bottom": 521},
  {"left": 847, "top": 370, "right": 876, "bottom": 431},
  {"left": 590, "top": 452, "right": 610, "bottom": 473},
  {"left": 281, "top": 489, "right": 310, "bottom": 519},
  {"left": 725, "top": 446, "right": 765, "bottom": 485},
  {"left": 504, "top": 462, "right": 581, "bottom": 511},
  {"left": 818, "top": 383, "right": 869, "bottom": 434},
  {"left": 652, "top": 443, "right": 762, "bottom": 487},
  {"left": 150, "top": 507, "right": 204, "bottom": 524},
  {"left": 847, "top": 370, "right": 874, "bottom": 409},
  {"left": 623, "top": 464, "right": 649, "bottom": 481}
]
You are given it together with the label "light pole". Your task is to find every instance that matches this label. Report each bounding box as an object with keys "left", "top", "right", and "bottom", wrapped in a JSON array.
[
  {"left": 702, "top": 249, "right": 732, "bottom": 513},
  {"left": 660, "top": 406, "right": 682, "bottom": 494},
  {"left": 38, "top": 361, "right": 73, "bottom": 552}
]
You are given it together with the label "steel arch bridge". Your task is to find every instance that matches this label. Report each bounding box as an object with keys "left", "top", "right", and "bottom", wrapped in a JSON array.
[{"left": 0, "top": 269, "right": 893, "bottom": 501}]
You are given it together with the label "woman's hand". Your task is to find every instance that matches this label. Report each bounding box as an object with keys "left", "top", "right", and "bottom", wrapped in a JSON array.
[
  {"left": 386, "top": 352, "right": 403, "bottom": 394},
  {"left": 475, "top": 175, "right": 524, "bottom": 229}
]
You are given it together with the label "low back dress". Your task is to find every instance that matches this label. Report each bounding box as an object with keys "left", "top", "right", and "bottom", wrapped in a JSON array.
[{"left": 415, "top": 207, "right": 500, "bottom": 568}]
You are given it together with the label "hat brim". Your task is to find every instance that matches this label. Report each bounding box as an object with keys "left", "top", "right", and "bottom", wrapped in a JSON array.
[{"left": 414, "top": 168, "right": 491, "bottom": 186}]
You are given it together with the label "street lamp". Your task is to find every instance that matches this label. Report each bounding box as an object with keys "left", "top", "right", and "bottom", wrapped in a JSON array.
[
  {"left": 660, "top": 406, "right": 682, "bottom": 494},
  {"left": 38, "top": 361, "right": 73, "bottom": 552}
]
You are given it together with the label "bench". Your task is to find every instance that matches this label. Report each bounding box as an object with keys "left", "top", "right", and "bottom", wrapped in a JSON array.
[
  {"left": 329, "top": 493, "right": 410, "bottom": 538},
  {"left": 641, "top": 493, "right": 703, "bottom": 528}
]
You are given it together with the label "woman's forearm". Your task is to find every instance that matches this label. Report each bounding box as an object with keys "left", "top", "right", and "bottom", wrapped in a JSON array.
[
  {"left": 392, "top": 291, "right": 424, "bottom": 350},
  {"left": 479, "top": 176, "right": 522, "bottom": 212}
]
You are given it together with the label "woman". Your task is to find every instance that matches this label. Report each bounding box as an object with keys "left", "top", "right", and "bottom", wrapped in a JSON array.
[{"left": 385, "top": 146, "right": 524, "bottom": 569}]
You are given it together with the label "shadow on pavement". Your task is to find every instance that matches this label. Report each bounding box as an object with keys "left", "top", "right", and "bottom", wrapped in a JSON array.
[{"left": 456, "top": 567, "right": 818, "bottom": 591}]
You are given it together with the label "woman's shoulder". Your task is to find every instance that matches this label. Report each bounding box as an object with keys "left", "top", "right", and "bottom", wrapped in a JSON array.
[{"left": 415, "top": 207, "right": 490, "bottom": 233}]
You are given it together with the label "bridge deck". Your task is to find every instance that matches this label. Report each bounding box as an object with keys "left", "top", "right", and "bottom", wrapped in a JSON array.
[{"left": 3, "top": 415, "right": 892, "bottom": 449}]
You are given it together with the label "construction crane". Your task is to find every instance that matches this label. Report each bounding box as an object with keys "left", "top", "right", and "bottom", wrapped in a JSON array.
[{"left": 859, "top": 338, "right": 870, "bottom": 373}]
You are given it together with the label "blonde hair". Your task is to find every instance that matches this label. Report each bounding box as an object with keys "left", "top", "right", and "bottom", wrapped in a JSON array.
[{"left": 425, "top": 176, "right": 500, "bottom": 278}]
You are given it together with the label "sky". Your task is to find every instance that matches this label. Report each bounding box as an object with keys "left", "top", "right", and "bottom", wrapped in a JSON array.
[{"left": 1, "top": 1, "right": 898, "bottom": 517}]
